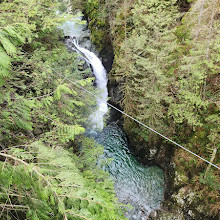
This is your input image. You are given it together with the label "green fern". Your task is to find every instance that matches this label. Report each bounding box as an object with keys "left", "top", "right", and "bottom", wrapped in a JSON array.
[
  {"left": 0, "top": 141, "right": 126, "bottom": 220},
  {"left": 54, "top": 83, "right": 76, "bottom": 101},
  {"left": 0, "top": 30, "right": 17, "bottom": 55},
  {"left": 0, "top": 46, "right": 11, "bottom": 77},
  {"left": 0, "top": 46, "right": 11, "bottom": 68},
  {"left": 56, "top": 123, "right": 85, "bottom": 142},
  {"left": 0, "top": 22, "right": 32, "bottom": 78},
  {"left": 0, "top": 99, "right": 33, "bottom": 132}
]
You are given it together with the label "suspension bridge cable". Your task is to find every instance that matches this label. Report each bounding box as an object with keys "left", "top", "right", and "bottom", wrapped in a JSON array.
[{"left": 64, "top": 76, "right": 220, "bottom": 170}]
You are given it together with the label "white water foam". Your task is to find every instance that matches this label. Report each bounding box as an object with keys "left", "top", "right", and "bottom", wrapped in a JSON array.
[
  {"left": 73, "top": 40, "right": 108, "bottom": 130},
  {"left": 59, "top": 17, "right": 108, "bottom": 131}
]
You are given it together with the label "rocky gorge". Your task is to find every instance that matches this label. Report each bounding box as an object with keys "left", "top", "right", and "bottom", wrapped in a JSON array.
[{"left": 72, "top": 0, "right": 220, "bottom": 219}]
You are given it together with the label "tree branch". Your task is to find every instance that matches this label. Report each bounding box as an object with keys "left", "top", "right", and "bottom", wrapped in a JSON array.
[{"left": 0, "top": 152, "right": 68, "bottom": 220}]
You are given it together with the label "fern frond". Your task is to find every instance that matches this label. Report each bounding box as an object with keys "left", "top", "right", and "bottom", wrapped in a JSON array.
[
  {"left": 0, "top": 31, "right": 17, "bottom": 55},
  {"left": 56, "top": 123, "right": 85, "bottom": 142},
  {"left": 0, "top": 142, "right": 126, "bottom": 220},
  {"left": 0, "top": 76, "right": 5, "bottom": 86},
  {"left": 0, "top": 66, "right": 10, "bottom": 77},
  {"left": 3, "top": 25, "right": 25, "bottom": 44},
  {"left": 77, "top": 77, "right": 94, "bottom": 86},
  {"left": 3, "top": 99, "right": 35, "bottom": 131},
  {"left": 54, "top": 83, "right": 74, "bottom": 101},
  {"left": 0, "top": 46, "right": 11, "bottom": 69},
  {"left": 0, "top": 24, "right": 31, "bottom": 79},
  {"left": 72, "top": 100, "right": 84, "bottom": 106},
  {"left": 41, "top": 96, "right": 53, "bottom": 110}
]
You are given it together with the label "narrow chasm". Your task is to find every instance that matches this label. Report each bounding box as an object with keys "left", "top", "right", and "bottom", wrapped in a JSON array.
[
  {"left": 60, "top": 15, "right": 166, "bottom": 220},
  {"left": 82, "top": 0, "right": 220, "bottom": 219}
]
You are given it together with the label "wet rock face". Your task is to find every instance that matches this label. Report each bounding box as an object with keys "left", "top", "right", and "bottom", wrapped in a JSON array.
[
  {"left": 99, "top": 44, "right": 114, "bottom": 73},
  {"left": 97, "top": 40, "right": 125, "bottom": 124},
  {"left": 107, "top": 81, "right": 124, "bottom": 124},
  {"left": 148, "top": 209, "right": 185, "bottom": 220}
]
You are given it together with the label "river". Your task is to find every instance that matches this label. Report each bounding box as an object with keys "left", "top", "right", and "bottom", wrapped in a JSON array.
[{"left": 60, "top": 16, "right": 165, "bottom": 220}]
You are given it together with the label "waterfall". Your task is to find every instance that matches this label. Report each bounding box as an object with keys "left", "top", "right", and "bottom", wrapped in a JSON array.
[
  {"left": 72, "top": 40, "right": 108, "bottom": 131},
  {"left": 60, "top": 17, "right": 165, "bottom": 220},
  {"left": 59, "top": 17, "right": 108, "bottom": 131},
  {"left": 70, "top": 39, "right": 164, "bottom": 219}
]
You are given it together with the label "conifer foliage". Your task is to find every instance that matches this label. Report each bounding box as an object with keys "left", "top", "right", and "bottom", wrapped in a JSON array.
[
  {"left": 0, "top": 141, "right": 125, "bottom": 220},
  {"left": 83, "top": 0, "right": 219, "bottom": 217},
  {"left": 0, "top": 0, "right": 126, "bottom": 219},
  {"left": 0, "top": 24, "right": 29, "bottom": 78}
]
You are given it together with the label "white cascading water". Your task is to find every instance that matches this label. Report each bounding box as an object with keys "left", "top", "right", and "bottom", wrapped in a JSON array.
[
  {"left": 59, "top": 16, "right": 108, "bottom": 130},
  {"left": 60, "top": 17, "right": 164, "bottom": 220},
  {"left": 72, "top": 40, "right": 108, "bottom": 131},
  {"left": 73, "top": 39, "right": 108, "bottom": 131}
]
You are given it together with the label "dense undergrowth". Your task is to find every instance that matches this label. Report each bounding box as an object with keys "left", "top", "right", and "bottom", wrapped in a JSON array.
[
  {"left": 81, "top": 0, "right": 220, "bottom": 218},
  {"left": 0, "top": 0, "right": 126, "bottom": 219}
]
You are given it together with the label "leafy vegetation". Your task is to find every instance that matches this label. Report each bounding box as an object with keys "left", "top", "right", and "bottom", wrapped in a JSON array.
[
  {"left": 83, "top": 0, "right": 220, "bottom": 218},
  {"left": 0, "top": 0, "right": 126, "bottom": 219},
  {"left": 1, "top": 0, "right": 219, "bottom": 218},
  {"left": 0, "top": 140, "right": 125, "bottom": 220}
]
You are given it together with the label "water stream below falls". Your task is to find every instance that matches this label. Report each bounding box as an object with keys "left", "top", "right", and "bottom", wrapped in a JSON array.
[
  {"left": 60, "top": 17, "right": 164, "bottom": 220},
  {"left": 96, "top": 125, "right": 164, "bottom": 220}
]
